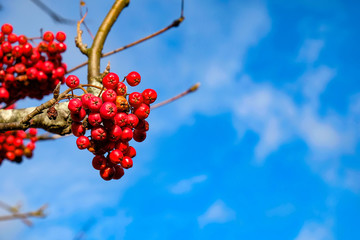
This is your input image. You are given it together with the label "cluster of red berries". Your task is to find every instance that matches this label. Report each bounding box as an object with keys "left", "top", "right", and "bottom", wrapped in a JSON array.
[
  {"left": 67, "top": 71, "right": 157, "bottom": 181},
  {"left": 0, "top": 128, "right": 37, "bottom": 165},
  {"left": 0, "top": 23, "right": 67, "bottom": 104}
]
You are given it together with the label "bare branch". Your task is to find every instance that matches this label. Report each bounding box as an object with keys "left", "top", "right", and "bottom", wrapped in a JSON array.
[
  {"left": 75, "top": 10, "right": 89, "bottom": 55},
  {"left": 30, "top": 0, "right": 76, "bottom": 25},
  {"left": 0, "top": 201, "right": 32, "bottom": 226},
  {"left": 0, "top": 201, "right": 47, "bottom": 226},
  {"left": 66, "top": 1, "right": 185, "bottom": 74},
  {"left": 87, "top": 0, "right": 130, "bottom": 90},
  {"left": 34, "top": 133, "right": 71, "bottom": 141},
  {"left": 80, "top": 1, "right": 94, "bottom": 39},
  {"left": 151, "top": 82, "right": 200, "bottom": 109}
]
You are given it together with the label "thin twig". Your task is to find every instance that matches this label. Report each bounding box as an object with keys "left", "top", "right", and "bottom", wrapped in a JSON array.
[
  {"left": 34, "top": 133, "right": 71, "bottom": 141},
  {"left": 80, "top": 1, "right": 94, "bottom": 39},
  {"left": 0, "top": 201, "right": 47, "bottom": 226},
  {"left": 0, "top": 201, "right": 32, "bottom": 226},
  {"left": 151, "top": 82, "right": 200, "bottom": 109},
  {"left": 30, "top": 0, "right": 76, "bottom": 25},
  {"left": 66, "top": 0, "right": 185, "bottom": 74},
  {"left": 75, "top": 10, "right": 89, "bottom": 55}
]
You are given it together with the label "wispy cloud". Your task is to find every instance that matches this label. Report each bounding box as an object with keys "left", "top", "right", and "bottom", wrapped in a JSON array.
[
  {"left": 169, "top": 175, "right": 207, "bottom": 194},
  {"left": 198, "top": 200, "right": 236, "bottom": 228},
  {"left": 297, "top": 39, "right": 324, "bottom": 64},
  {"left": 266, "top": 203, "right": 295, "bottom": 217},
  {"left": 294, "top": 220, "right": 334, "bottom": 240}
]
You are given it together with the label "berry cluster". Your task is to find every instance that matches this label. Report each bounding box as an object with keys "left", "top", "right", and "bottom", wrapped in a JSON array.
[
  {"left": 67, "top": 71, "right": 157, "bottom": 181},
  {"left": 0, "top": 23, "right": 67, "bottom": 104},
  {"left": 0, "top": 128, "right": 37, "bottom": 165}
]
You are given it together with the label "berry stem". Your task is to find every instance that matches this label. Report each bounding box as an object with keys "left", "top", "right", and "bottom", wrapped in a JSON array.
[
  {"left": 75, "top": 9, "right": 89, "bottom": 55},
  {"left": 151, "top": 82, "right": 200, "bottom": 109},
  {"left": 66, "top": 2, "right": 185, "bottom": 74}
]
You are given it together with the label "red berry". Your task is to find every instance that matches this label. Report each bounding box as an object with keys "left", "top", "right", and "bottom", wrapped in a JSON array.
[
  {"left": 88, "top": 96, "right": 103, "bottom": 112},
  {"left": 55, "top": 31, "right": 66, "bottom": 42},
  {"left": 57, "top": 42, "right": 67, "bottom": 53},
  {"left": 102, "top": 89, "right": 117, "bottom": 102},
  {"left": 102, "top": 72, "right": 119, "bottom": 89},
  {"left": 108, "top": 125, "right": 122, "bottom": 142},
  {"left": 1, "top": 41, "right": 12, "bottom": 53},
  {"left": 115, "top": 141, "right": 129, "bottom": 153},
  {"left": 28, "top": 128, "right": 37, "bottom": 136},
  {"left": 134, "top": 103, "right": 150, "bottom": 120},
  {"left": 26, "top": 142, "right": 36, "bottom": 151},
  {"left": 47, "top": 41, "right": 57, "bottom": 54},
  {"left": 142, "top": 89, "right": 157, "bottom": 104},
  {"left": 1, "top": 24, "right": 13, "bottom": 35},
  {"left": 114, "top": 112, "right": 128, "bottom": 127},
  {"left": 92, "top": 155, "right": 107, "bottom": 170},
  {"left": 76, "top": 136, "right": 90, "bottom": 150},
  {"left": 22, "top": 43, "right": 32, "bottom": 56},
  {"left": 6, "top": 135, "right": 15, "bottom": 145},
  {"left": 14, "top": 149, "right": 24, "bottom": 157},
  {"left": 71, "top": 108, "right": 87, "bottom": 122},
  {"left": 100, "top": 102, "right": 117, "bottom": 119},
  {"left": 12, "top": 45, "right": 23, "bottom": 58},
  {"left": 7, "top": 33, "right": 17, "bottom": 43},
  {"left": 115, "top": 82, "right": 127, "bottom": 96},
  {"left": 102, "top": 118, "right": 113, "bottom": 127},
  {"left": 26, "top": 67, "right": 38, "bottom": 80},
  {"left": 5, "top": 151, "right": 15, "bottom": 161},
  {"left": 91, "top": 126, "right": 107, "bottom": 141},
  {"left": 71, "top": 122, "right": 86, "bottom": 137},
  {"left": 126, "top": 146, "right": 136, "bottom": 158},
  {"left": 120, "top": 156, "right": 133, "bottom": 169},
  {"left": 133, "top": 130, "right": 146, "bottom": 142},
  {"left": 112, "top": 165, "right": 125, "bottom": 180},
  {"left": 68, "top": 98, "right": 83, "bottom": 113},
  {"left": 127, "top": 114, "right": 139, "bottom": 129},
  {"left": 121, "top": 127, "right": 133, "bottom": 142},
  {"left": 126, "top": 71, "right": 141, "bottom": 86},
  {"left": 81, "top": 93, "right": 94, "bottom": 109},
  {"left": 38, "top": 41, "right": 48, "bottom": 52},
  {"left": 18, "top": 35, "right": 27, "bottom": 45},
  {"left": 88, "top": 112, "right": 102, "bottom": 126},
  {"left": 128, "top": 92, "right": 143, "bottom": 108},
  {"left": 42, "top": 61, "right": 54, "bottom": 74},
  {"left": 43, "top": 31, "right": 54, "bottom": 42},
  {"left": 16, "top": 130, "right": 27, "bottom": 139},
  {"left": 0, "top": 88, "right": 9, "bottom": 102},
  {"left": 65, "top": 75, "right": 80, "bottom": 88},
  {"left": 135, "top": 119, "right": 149, "bottom": 131},
  {"left": 100, "top": 166, "right": 115, "bottom": 181},
  {"left": 109, "top": 149, "right": 123, "bottom": 164}
]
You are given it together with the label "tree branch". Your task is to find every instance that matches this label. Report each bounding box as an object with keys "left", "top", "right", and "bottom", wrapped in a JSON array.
[
  {"left": 0, "top": 201, "right": 47, "bottom": 226},
  {"left": 30, "top": 0, "right": 76, "bottom": 25},
  {"left": 87, "top": 0, "right": 129, "bottom": 93},
  {"left": 151, "top": 83, "right": 200, "bottom": 109},
  {"left": 75, "top": 10, "right": 89, "bottom": 55},
  {"left": 67, "top": 5, "right": 185, "bottom": 74}
]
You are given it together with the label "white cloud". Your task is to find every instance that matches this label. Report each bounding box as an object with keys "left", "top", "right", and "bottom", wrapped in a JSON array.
[
  {"left": 169, "top": 175, "right": 207, "bottom": 194},
  {"left": 89, "top": 210, "right": 133, "bottom": 240},
  {"left": 297, "top": 39, "right": 324, "bottom": 63},
  {"left": 198, "top": 200, "right": 236, "bottom": 228},
  {"left": 344, "top": 170, "right": 360, "bottom": 193},
  {"left": 266, "top": 203, "right": 295, "bottom": 217},
  {"left": 300, "top": 66, "right": 336, "bottom": 108},
  {"left": 294, "top": 220, "right": 334, "bottom": 240}
]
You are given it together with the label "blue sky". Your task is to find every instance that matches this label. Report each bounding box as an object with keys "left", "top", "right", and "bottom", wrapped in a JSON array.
[{"left": 0, "top": 0, "right": 360, "bottom": 239}]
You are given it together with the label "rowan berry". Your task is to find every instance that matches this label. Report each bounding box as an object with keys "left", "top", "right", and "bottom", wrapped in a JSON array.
[
  {"left": 65, "top": 75, "right": 80, "bottom": 88},
  {"left": 126, "top": 71, "right": 141, "bottom": 86}
]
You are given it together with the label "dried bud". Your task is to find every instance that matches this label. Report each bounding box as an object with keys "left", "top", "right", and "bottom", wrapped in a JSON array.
[{"left": 47, "top": 106, "right": 58, "bottom": 120}]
